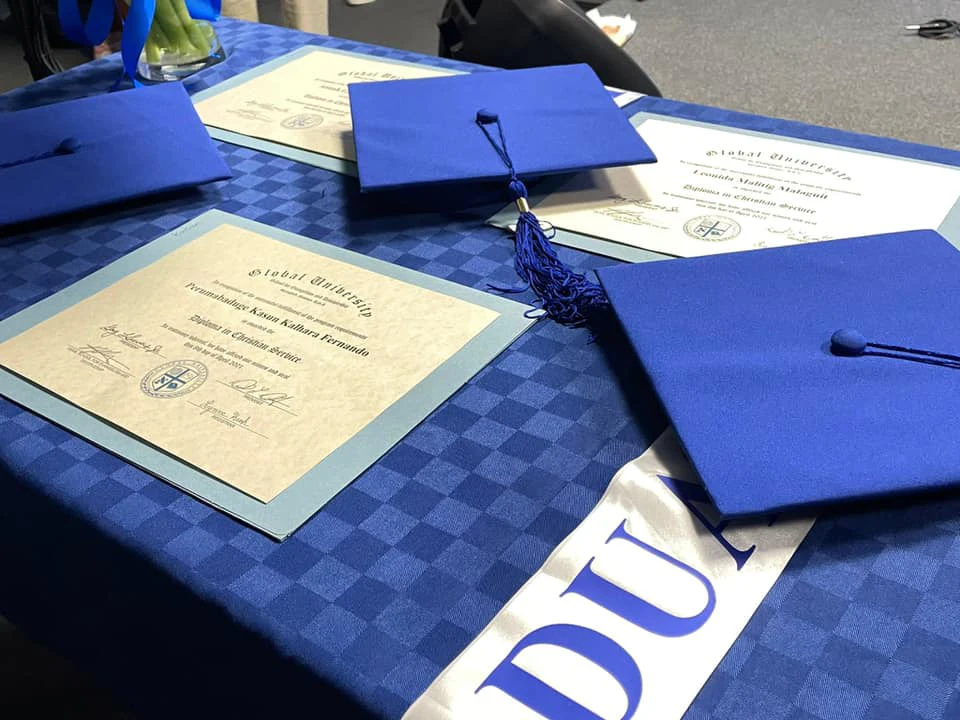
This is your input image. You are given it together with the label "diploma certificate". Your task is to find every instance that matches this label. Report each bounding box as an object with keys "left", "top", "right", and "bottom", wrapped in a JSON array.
[
  {"left": 194, "top": 47, "right": 454, "bottom": 163},
  {"left": 0, "top": 212, "right": 533, "bottom": 536},
  {"left": 531, "top": 117, "right": 960, "bottom": 257}
]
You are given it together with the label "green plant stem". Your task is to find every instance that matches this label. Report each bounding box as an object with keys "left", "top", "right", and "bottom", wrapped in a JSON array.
[
  {"left": 145, "top": 21, "right": 169, "bottom": 63},
  {"left": 171, "top": 0, "right": 212, "bottom": 56},
  {"left": 132, "top": 0, "right": 215, "bottom": 65},
  {"left": 145, "top": 36, "right": 160, "bottom": 63},
  {"left": 151, "top": 0, "right": 195, "bottom": 56},
  {"left": 152, "top": 16, "right": 173, "bottom": 48}
]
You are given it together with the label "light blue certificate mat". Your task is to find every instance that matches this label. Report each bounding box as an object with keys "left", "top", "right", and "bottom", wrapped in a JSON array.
[{"left": 0, "top": 210, "right": 535, "bottom": 539}]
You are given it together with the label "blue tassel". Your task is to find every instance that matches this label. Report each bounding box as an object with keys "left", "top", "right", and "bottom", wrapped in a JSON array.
[
  {"left": 477, "top": 110, "right": 609, "bottom": 327},
  {"left": 508, "top": 180, "right": 609, "bottom": 327}
]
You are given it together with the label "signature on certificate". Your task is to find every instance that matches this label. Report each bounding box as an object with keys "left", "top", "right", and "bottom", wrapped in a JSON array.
[
  {"left": 99, "top": 324, "right": 166, "bottom": 357},
  {"left": 69, "top": 344, "right": 131, "bottom": 374},
  {"left": 609, "top": 195, "right": 680, "bottom": 213},
  {"left": 220, "top": 378, "right": 298, "bottom": 416},
  {"left": 595, "top": 197, "right": 680, "bottom": 226},
  {"left": 190, "top": 399, "right": 269, "bottom": 439},
  {"left": 767, "top": 225, "right": 834, "bottom": 244}
]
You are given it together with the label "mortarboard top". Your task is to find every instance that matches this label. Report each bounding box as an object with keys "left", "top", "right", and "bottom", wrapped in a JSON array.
[
  {"left": 0, "top": 83, "right": 230, "bottom": 228},
  {"left": 348, "top": 63, "right": 655, "bottom": 192},
  {"left": 348, "top": 63, "right": 656, "bottom": 327},
  {"left": 597, "top": 229, "right": 960, "bottom": 516}
]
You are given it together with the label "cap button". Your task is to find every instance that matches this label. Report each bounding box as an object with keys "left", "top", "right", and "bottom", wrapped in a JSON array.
[
  {"left": 55, "top": 137, "right": 80, "bottom": 155},
  {"left": 476, "top": 109, "right": 499, "bottom": 124},
  {"left": 830, "top": 329, "right": 868, "bottom": 357}
]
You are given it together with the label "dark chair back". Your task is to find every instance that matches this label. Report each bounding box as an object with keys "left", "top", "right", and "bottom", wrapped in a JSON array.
[{"left": 438, "top": 0, "right": 661, "bottom": 96}]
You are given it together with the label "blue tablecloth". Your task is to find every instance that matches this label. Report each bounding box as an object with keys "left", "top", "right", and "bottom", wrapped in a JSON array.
[{"left": 4, "top": 19, "right": 960, "bottom": 720}]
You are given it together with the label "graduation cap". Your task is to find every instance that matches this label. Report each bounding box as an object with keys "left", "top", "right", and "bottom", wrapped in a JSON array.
[
  {"left": 348, "top": 63, "right": 656, "bottom": 326},
  {"left": 597, "top": 229, "right": 960, "bottom": 515},
  {"left": 0, "top": 82, "right": 230, "bottom": 228}
]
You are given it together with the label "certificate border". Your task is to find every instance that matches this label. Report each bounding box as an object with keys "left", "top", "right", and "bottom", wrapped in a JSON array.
[
  {"left": 487, "top": 112, "right": 960, "bottom": 263},
  {"left": 0, "top": 210, "right": 535, "bottom": 539},
  {"left": 190, "top": 46, "right": 462, "bottom": 176}
]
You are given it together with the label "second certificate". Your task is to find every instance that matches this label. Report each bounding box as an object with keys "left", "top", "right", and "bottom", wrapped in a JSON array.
[{"left": 194, "top": 47, "right": 454, "bottom": 161}]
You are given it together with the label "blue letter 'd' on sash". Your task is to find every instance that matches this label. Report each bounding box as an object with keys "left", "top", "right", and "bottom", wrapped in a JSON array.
[
  {"left": 562, "top": 519, "right": 716, "bottom": 637},
  {"left": 476, "top": 623, "right": 642, "bottom": 720}
]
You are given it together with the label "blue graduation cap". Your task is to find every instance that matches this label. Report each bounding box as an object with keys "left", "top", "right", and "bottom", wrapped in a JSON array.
[
  {"left": 349, "top": 64, "right": 656, "bottom": 326},
  {"left": 0, "top": 83, "right": 230, "bottom": 228},
  {"left": 598, "top": 229, "right": 960, "bottom": 515}
]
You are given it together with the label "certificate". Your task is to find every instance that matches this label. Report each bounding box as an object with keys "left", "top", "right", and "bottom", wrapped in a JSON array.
[
  {"left": 0, "top": 211, "right": 533, "bottom": 537},
  {"left": 193, "top": 46, "right": 454, "bottom": 167},
  {"left": 526, "top": 117, "right": 960, "bottom": 258}
]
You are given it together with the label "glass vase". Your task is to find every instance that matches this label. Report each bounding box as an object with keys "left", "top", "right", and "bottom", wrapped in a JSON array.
[{"left": 135, "top": 0, "right": 226, "bottom": 82}]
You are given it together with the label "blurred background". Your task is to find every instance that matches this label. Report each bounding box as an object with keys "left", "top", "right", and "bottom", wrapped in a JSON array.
[
  {"left": 0, "top": 0, "right": 446, "bottom": 92},
  {"left": 2, "top": 0, "right": 958, "bottom": 147}
]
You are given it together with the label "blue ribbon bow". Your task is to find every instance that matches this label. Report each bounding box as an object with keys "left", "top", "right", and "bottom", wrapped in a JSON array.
[{"left": 58, "top": 0, "right": 221, "bottom": 86}]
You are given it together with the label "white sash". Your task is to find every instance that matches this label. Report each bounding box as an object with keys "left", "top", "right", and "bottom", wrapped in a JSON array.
[{"left": 404, "top": 430, "right": 814, "bottom": 720}]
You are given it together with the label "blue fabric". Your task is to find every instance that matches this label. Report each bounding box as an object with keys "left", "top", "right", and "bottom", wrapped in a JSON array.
[
  {"left": 3, "top": 19, "right": 960, "bottom": 720},
  {"left": 598, "top": 230, "right": 960, "bottom": 516},
  {"left": 0, "top": 82, "right": 230, "bottom": 227},
  {"left": 186, "top": 0, "right": 220, "bottom": 20},
  {"left": 58, "top": 0, "right": 115, "bottom": 48},
  {"left": 349, "top": 64, "right": 656, "bottom": 192},
  {"left": 118, "top": 0, "right": 155, "bottom": 88}
]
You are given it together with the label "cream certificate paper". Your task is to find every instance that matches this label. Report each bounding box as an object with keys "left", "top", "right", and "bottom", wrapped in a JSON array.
[
  {"left": 0, "top": 223, "right": 499, "bottom": 503},
  {"left": 194, "top": 48, "right": 453, "bottom": 161},
  {"left": 533, "top": 118, "right": 960, "bottom": 257}
]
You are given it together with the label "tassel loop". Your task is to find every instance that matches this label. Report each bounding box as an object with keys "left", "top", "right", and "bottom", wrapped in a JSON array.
[
  {"left": 509, "top": 177, "right": 528, "bottom": 199},
  {"left": 509, "top": 179, "right": 531, "bottom": 213}
]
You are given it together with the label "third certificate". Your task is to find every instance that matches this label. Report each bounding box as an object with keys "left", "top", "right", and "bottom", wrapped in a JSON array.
[{"left": 528, "top": 117, "right": 960, "bottom": 258}]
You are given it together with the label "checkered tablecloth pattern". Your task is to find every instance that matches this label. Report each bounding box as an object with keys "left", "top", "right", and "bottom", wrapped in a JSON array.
[{"left": 3, "top": 18, "right": 960, "bottom": 720}]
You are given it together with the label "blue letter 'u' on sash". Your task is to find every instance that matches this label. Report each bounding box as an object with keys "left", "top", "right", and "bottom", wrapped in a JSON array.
[
  {"left": 561, "top": 519, "right": 716, "bottom": 637},
  {"left": 476, "top": 623, "right": 642, "bottom": 720}
]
